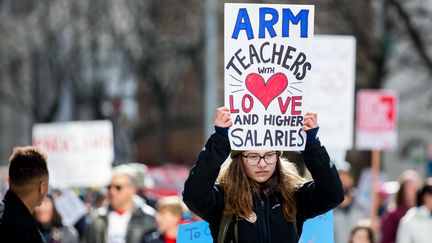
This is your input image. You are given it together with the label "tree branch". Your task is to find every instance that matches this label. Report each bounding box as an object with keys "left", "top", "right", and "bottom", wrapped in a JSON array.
[{"left": 389, "top": 0, "right": 432, "bottom": 74}]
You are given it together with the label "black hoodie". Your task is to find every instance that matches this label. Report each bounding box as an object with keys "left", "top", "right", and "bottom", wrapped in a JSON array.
[{"left": 183, "top": 132, "right": 344, "bottom": 243}]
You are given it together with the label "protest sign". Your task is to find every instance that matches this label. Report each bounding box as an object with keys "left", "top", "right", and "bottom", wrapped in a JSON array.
[
  {"left": 177, "top": 212, "right": 334, "bottom": 243},
  {"left": 308, "top": 35, "right": 356, "bottom": 150},
  {"left": 224, "top": 3, "right": 315, "bottom": 150},
  {"left": 299, "top": 210, "right": 334, "bottom": 243},
  {"left": 32, "top": 120, "right": 114, "bottom": 188},
  {"left": 177, "top": 221, "right": 212, "bottom": 243},
  {"left": 53, "top": 190, "right": 88, "bottom": 226},
  {"left": 356, "top": 90, "right": 398, "bottom": 150}
]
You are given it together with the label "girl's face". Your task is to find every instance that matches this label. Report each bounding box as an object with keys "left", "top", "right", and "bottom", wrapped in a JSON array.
[
  {"left": 241, "top": 151, "right": 277, "bottom": 183},
  {"left": 403, "top": 180, "right": 420, "bottom": 207},
  {"left": 34, "top": 197, "right": 54, "bottom": 224},
  {"left": 350, "top": 228, "right": 371, "bottom": 243}
]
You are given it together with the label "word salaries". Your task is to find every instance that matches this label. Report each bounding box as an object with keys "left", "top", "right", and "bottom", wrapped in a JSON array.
[{"left": 230, "top": 128, "right": 305, "bottom": 147}]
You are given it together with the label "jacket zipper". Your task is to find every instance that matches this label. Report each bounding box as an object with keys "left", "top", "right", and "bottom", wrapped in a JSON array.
[{"left": 258, "top": 197, "right": 268, "bottom": 243}]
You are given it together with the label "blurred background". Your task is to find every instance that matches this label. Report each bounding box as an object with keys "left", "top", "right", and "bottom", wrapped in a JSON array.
[
  {"left": 0, "top": 0, "right": 431, "bottom": 195},
  {"left": 1, "top": 1, "right": 432, "bottom": 242}
]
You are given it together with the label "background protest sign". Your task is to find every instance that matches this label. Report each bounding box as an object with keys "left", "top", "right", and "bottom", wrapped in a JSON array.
[
  {"left": 224, "top": 3, "right": 315, "bottom": 151},
  {"left": 355, "top": 90, "right": 398, "bottom": 150},
  {"left": 177, "top": 221, "right": 212, "bottom": 243},
  {"left": 307, "top": 35, "right": 356, "bottom": 150},
  {"left": 53, "top": 189, "right": 88, "bottom": 226},
  {"left": 32, "top": 120, "right": 114, "bottom": 189},
  {"left": 299, "top": 210, "right": 334, "bottom": 243}
]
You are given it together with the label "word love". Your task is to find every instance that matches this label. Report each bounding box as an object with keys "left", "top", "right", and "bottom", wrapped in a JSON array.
[{"left": 230, "top": 94, "right": 301, "bottom": 114}]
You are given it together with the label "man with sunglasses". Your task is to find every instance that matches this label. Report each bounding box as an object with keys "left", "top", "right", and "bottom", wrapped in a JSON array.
[{"left": 82, "top": 166, "right": 156, "bottom": 243}]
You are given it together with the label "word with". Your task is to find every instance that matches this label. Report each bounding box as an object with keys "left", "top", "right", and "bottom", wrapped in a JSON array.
[
  {"left": 231, "top": 7, "right": 309, "bottom": 40},
  {"left": 226, "top": 42, "right": 311, "bottom": 80},
  {"left": 258, "top": 67, "right": 275, "bottom": 74},
  {"left": 230, "top": 128, "right": 305, "bottom": 147}
]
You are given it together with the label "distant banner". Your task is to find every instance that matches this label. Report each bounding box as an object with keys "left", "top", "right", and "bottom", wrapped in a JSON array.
[
  {"left": 308, "top": 35, "right": 356, "bottom": 150},
  {"left": 355, "top": 90, "right": 398, "bottom": 150},
  {"left": 33, "top": 120, "right": 114, "bottom": 188},
  {"left": 300, "top": 210, "right": 334, "bottom": 243},
  {"left": 224, "top": 3, "right": 315, "bottom": 151},
  {"left": 177, "top": 221, "right": 212, "bottom": 243}
]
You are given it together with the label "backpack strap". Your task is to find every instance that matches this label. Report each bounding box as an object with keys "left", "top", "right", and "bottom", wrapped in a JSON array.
[
  {"left": 294, "top": 219, "right": 300, "bottom": 240},
  {"left": 217, "top": 214, "right": 232, "bottom": 243},
  {"left": 234, "top": 217, "right": 238, "bottom": 242}
]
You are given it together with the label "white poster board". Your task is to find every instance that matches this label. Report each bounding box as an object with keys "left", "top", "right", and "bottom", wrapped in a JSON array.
[
  {"left": 355, "top": 90, "right": 398, "bottom": 150},
  {"left": 53, "top": 190, "right": 88, "bottom": 226},
  {"left": 308, "top": 35, "right": 356, "bottom": 150},
  {"left": 33, "top": 120, "right": 114, "bottom": 188},
  {"left": 224, "top": 3, "right": 315, "bottom": 151}
]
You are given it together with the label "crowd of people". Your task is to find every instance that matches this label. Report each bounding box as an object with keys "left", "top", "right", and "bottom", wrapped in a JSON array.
[
  {"left": 0, "top": 108, "right": 431, "bottom": 243},
  {"left": 335, "top": 162, "right": 432, "bottom": 243},
  {"left": 0, "top": 146, "right": 192, "bottom": 243}
]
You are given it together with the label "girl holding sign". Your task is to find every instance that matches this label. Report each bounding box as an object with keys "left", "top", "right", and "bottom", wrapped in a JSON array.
[{"left": 183, "top": 107, "right": 344, "bottom": 243}]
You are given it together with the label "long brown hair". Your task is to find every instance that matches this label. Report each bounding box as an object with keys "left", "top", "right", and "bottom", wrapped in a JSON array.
[{"left": 217, "top": 153, "right": 305, "bottom": 221}]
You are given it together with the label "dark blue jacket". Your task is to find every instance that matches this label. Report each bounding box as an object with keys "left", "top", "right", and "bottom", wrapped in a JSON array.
[{"left": 183, "top": 132, "right": 344, "bottom": 243}]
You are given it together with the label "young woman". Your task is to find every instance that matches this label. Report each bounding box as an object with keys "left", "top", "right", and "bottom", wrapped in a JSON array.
[
  {"left": 183, "top": 107, "right": 344, "bottom": 243},
  {"left": 34, "top": 195, "right": 80, "bottom": 243}
]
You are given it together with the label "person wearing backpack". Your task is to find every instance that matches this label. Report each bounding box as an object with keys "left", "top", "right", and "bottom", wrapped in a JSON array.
[{"left": 183, "top": 107, "right": 344, "bottom": 243}]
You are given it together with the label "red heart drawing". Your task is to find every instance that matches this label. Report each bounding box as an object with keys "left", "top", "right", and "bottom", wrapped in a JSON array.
[{"left": 245, "top": 72, "right": 288, "bottom": 109}]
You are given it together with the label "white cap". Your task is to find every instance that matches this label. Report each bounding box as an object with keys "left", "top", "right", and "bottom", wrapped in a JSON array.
[{"left": 334, "top": 160, "right": 351, "bottom": 173}]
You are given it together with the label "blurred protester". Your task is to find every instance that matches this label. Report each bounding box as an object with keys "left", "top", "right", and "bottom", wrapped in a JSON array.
[
  {"left": 142, "top": 196, "right": 186, "bottom": 243},
  {"left": 82, "top": 165, "right": 156, "bottom": 243},
  {"left": 349, "top": 219, "right": 375, "bottom": 243},
  {"left": 334, "top": 160, "right": 369, "bottom": 243},
  {"left": 127, "top": 163, "right": 157, "bottom": 209},
  {"left": 396, "top": 178, "right": 432, "bottom": 243},
  {"left": 375, "top": 184, "right": 390, "bottom": 217},
  {"left": 0, "top": 146, "right": 49, "bottom": 243},
  {"left": 73, "top": 188, "right": 104, "bottom": 239},
  {"left": 380, "top": 170, "right": 421, "bottom": 243},
  {"left": 34, "top": 195, "right": 79, "bottom": 243}
]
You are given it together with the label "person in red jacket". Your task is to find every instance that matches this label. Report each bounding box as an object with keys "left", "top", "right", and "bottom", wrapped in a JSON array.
[{"left": 183, "top": 107, "right": 344, "bottom": 243}]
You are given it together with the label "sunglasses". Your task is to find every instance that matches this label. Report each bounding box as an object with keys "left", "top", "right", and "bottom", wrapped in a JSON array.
[{"left": 107, "top": 184, "right": 126, "bottom": 191}]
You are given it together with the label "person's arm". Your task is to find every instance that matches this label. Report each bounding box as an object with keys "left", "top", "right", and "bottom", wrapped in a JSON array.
[
  {"left": 296, "top": 112, "right": 344, "bottom": 220},
  {"left": 182, "top": 107, "right": 232, "bottom": 222}
]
